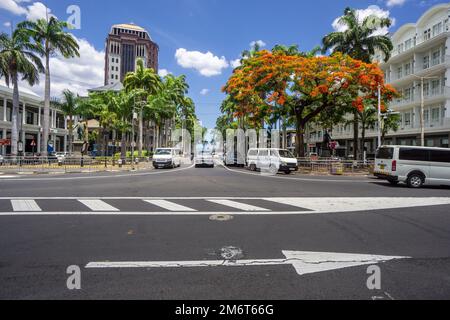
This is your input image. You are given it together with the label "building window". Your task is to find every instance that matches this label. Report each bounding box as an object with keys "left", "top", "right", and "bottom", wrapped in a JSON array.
[
  {"left": 432, "top": 50, "right": 441, "bottom": 66},
  {"left": 424, "top": 109, "right": 429, "bottom": 125},
  {"left": 424, "top": 29, "right": 431, "bottom": 41},
  {"left": 404, "top": 112, "right": 411, "bottom": 127},
  {"left": 404, "top": 62, "right": 411, "bottom": 76},
  {"left": 397, "top": 67, "right": 402, "bottom": 79},
  {"left": 431, "top": 107, "right": 440, "bottom": 123},
  {"left": 404, "top": 88, "right": 412, "bottom": 102},
  {"left": 423, "top": 82, "right": 430, "bottom": 96},
  {"left": 432, "top": 22, "right": 442, "bottom": 37},
  {"left": 431, "top": 79, "right": 441, "bottom": 95},
  {"left": 405, "top": 39, "right": 412, "bottom": 50},
  {"left": 423, "top": 56, "right": 430, "bottom": 69}
]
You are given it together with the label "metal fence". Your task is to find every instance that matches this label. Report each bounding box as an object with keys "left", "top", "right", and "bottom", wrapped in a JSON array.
[
  {"left": 297, "top": 158, "right": 374, "bottom": 175},
  {"left": 0, "top": 156, "right": 155, "bottom": 173}
]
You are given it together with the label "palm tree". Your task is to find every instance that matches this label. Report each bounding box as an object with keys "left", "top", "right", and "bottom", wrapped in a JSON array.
[
  {"left": 322, "top": 7, "right": 393, "bottom": 160},
  {"left": 52, "top": 89, "right": 79, "bottom": 156},
  {"left": 124, "top": 59, "right": 162, "bottom": 157},
  {"left": 19, "top": 17, "right": 80, "bottom": 156},
  {"left": 0, "top": 28, "right": 44, "bottom": 156}
]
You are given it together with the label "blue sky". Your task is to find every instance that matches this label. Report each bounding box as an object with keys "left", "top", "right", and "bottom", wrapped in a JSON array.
[{"left": 0, "top": 0, "right": 445, "bottom": 127}]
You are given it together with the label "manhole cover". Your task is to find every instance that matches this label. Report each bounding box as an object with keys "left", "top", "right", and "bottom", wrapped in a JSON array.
[{"left": 209, "top": 214, "right": 234, "bottom": 221}]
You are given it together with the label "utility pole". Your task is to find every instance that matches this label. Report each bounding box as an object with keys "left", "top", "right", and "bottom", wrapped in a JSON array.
[{"left": 377, "top": 84, "right": 382, "bottom": 149}]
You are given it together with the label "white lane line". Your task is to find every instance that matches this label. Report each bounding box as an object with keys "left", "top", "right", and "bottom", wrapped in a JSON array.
[
  {"left": 11, "top": 200, "right": 41, "bottom": 212},
  {"left": 208, "top": 199, "right": 270, "bottom": 212},
  {"left": 78, "top": 200, "right": 119, "bottom": 212},
  {"left": 0, "top": 176, "right": 20, "bottom": 179},
  {"left": 144, "top": 200, "right": 197, "bottom": 212}
]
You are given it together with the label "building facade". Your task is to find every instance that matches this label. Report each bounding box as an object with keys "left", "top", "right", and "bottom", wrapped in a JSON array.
[
  {"left": 306, "top": 3, "right": 450, "bottom": 158},
  {"left": 104, "top": 23, "right": 159, "bottom": 85},
  {"left": 0, "top": 85, "right": 69, "bottom": 156}
]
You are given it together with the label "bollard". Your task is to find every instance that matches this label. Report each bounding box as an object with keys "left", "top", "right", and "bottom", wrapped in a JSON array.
[
  {"left": 118, "top": 159, "right": 123, "bottom": 168},
  {"left": 58, "top": 159, "right": 63, "bottom": 167}
]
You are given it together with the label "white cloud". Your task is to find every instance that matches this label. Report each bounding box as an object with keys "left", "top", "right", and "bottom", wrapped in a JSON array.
[
  {"left": 250, "top": 40, "right": 266, "bottom": 48},
  {"left": 0, "top": 0, "right": 28, "bottom": 16},
  {"left": 230, "top": 59, "right": 242, "bottom": 69},
  {"left": 386, "top": 0, "right": 406, "bottom": 7},
  {"left": 25, "top": 2, "right": 53, "bottom": 21},
  {"left": 158, "top": 69, "right": 171, "bottom": 77},
  {"left": 332, "top": 5, "right": 395, "bottom": 36},
  {"left": 175, "top": 48, "right": 229, "bottom": 77},
  {"left": 3, "top": 22, "right": 12, "bottom": 28},
  {"left": 0, "top": 1, "right": 54, "bottom": 21},
  {"left": 200, "top": 88, "right": 209, "bottom": 95},
  {"left": 14, "top": 36, "right": 105, "bottom": 98}
]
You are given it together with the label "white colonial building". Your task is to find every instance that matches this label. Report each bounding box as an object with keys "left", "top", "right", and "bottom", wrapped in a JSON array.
[
  {"left": 307, "top": 3, "right": 450, "bottom": 158},
  {"left": 0, "top": 85, "right": 69, "bottom": 155}
]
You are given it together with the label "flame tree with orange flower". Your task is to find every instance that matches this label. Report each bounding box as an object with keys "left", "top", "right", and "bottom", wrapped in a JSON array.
[{"left": 223, "top": 50, "right": 397, "bottom": 157}]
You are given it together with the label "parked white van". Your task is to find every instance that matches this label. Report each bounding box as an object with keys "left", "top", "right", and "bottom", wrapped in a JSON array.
[
  {"left": 152, "top": 148, "right": 182, "bottom": 169},
  {"left": 374, "top": 145, "right": 450, "bottom": 188},
  {"left": 247, "top": 148, "right": 298, "bottom": 174}
]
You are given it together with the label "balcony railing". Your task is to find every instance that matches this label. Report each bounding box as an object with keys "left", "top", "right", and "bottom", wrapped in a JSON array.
[
  {"left": 391, "top": 24, "right": 449, "bottom": 58},
  {"left": 390, "top": 86, "right": 449, "bottom": 108}
]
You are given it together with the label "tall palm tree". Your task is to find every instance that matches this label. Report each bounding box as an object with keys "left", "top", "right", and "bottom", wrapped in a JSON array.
[
  {"left": 19, "top": 17, "right": 80, "bottom": 156},
  {"left": 124, "top": 59, "right": 162, "bottom": 157},
  {"left": 52, "top": 89, "right": 79, "bottom": 156},
  {"left": 0, "top": 29, "right": 44, "bottom": 156},
  {"left": 322, "top": 7, "right": 393, "bottom": 159}
]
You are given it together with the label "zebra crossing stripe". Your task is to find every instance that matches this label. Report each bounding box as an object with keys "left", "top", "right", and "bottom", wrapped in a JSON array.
[
  {"left": 11, "top": 200, "right": 41, "bottom": 212},
  {"left": 144, "top": 200, "right": 197, "bottom": 212},
  {"left": 208, "top": 199, "right": 270, "bottom": 212},
  {"left": 78, "top": 200, "right": 119, "bottom": 212}
]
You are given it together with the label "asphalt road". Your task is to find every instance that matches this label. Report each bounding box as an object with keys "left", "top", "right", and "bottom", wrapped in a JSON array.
[{"left": 1, "top": 164, "right": 450, "bottom": 300}]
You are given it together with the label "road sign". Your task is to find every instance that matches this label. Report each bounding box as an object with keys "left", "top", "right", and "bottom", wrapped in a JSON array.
[
  {"left": 18, "top": 141, "right": 23, "bottom": 152},
  {"left": 81, "top": 142, "right": 88, "bottom": 154},
  {"left": 86, "top": 250, "right": 410, "bottom": 276}
]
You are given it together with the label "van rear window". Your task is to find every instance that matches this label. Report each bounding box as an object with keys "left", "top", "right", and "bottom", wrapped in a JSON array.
[
  {"left": 399, "top": 148, "right": 429, "bottom": 161},
  {"left": 376, "top": 148, "right": 394, "bottom": 159}
]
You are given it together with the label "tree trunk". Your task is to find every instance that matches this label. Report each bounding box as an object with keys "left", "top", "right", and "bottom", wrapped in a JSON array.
[
  {"left": 11, "top": 74, "right": 20, "bottom": 156},
  {"left": 68, "top": 116, "right": 73, "bottom": 156},
  {"left": 352, "top": 110, "right": 359, "bottom": 160},
  {"left": 360, "top": 125, "right": 366, "bottom": 161},
  {"left": 138, "top": 107, "right": 143, "bottom": 157},
  {"left": 42, "top": 47, "right": 50, "bottom": 156},
  {"left": 295, "top": 115, "right": 305, "bottom": 157},
  {"left": 121, "top": 129, "right": 127, "bottom": 159}
]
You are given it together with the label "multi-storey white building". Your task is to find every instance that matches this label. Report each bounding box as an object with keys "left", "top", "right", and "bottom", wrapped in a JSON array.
[
  {"left": 0, "top": 85, "right": 69, "bottom": 156},
  {"left": 307, "top": 3, "right": 450, "bottom": 158}
]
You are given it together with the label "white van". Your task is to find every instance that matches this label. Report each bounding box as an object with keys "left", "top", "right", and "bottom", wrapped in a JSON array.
[
  {"left": 152, "top": 148, "right": 182, "bottom": 169},
  {"left": 247, "top": 148, "right": 298, "bottom": 174},
  {"left": 374, "top": 145, "right": 450, "bottom": 188}
]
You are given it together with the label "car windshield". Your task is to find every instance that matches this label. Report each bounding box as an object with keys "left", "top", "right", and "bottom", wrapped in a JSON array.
[
  {"left": 277, "top": 150, "right": 296, "bottom": 159},
  {"left": 156, "top": 149, "right": 171, "bottom": 155}
]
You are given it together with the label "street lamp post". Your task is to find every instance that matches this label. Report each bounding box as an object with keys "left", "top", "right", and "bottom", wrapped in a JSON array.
[
  {"left": 411, "top": 75, "right": 440, "bottom": 147},
  {"left": 377, "top": 84, "right": 382, "bottom": 149}
]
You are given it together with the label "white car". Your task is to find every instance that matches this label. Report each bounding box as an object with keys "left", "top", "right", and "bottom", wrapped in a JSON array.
[
  {"left": 247, "top": 148, "right": 299, "bottom": 174},
  {"left": 152, "top": 148, "right": 182, "bottom": 169},
  {"left": 374, "top": 145, "right": 450, "bottom": 188},
  {"left": 195, "top": 151, "right": 215, "bottom": 168}
]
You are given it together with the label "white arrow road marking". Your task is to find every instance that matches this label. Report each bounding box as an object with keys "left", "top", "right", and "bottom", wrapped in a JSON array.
[
  {"left": 145, "top": 200, "right": 197, "bottom": 212},
  {"left": 264, "top": 197, "right": 450, "bottom": 213},
  {"left": 78, "top": 200, "right": 119, "bottom": 212},
  {"left": 85, "top": 251, "right": 410, "bottom": 276},
  {"left": 208, "top": 200, "right": 270, "bottom": 212},
  {"left": 11, "top": 200, "right": 41, "bottom": 212}
]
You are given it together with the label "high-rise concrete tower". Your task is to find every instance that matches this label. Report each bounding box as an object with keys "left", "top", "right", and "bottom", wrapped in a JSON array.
[{"left": 104, "top": 23, "right": 159, "bottom": 85}]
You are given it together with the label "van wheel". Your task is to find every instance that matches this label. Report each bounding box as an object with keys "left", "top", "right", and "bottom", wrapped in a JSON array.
[
  {"left": 285, "top": 170, "right": 291, "bottom": 175},
  {"left": 249, "top": 164, "right": 257, "bottom": 171},
  {"left": 407, "top": 173, "right": 424, "bottom": 188}
]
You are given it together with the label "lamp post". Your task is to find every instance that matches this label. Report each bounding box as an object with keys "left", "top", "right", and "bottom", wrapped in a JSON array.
[
  {"left": 377, "top": 84, "right": 382, "bottom": 149},
  {"left": 411, "top": 75, "right": 440, "bottom": 147}
]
